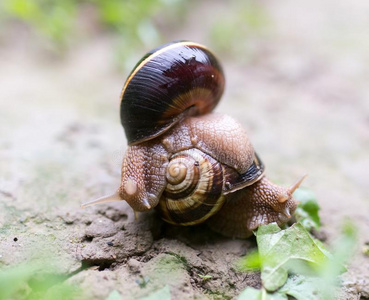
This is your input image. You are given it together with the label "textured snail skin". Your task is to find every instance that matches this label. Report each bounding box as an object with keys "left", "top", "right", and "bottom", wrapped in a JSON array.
[
  {"left": 118, "top": 142, "right": 168, "bottom": 211},
  {"left": 118, "top": 113, "right": 263, "bottom": 224},
  {"left": 161, "top": 114, "right": 255, "bottom": 174},
  {"left": 207, "top": 177, "right": 298, "bottom": 238}
]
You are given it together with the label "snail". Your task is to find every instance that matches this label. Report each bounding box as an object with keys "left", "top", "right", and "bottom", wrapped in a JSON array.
[{"left": 82, "top": 41, "right": 305, "bottom": 238}]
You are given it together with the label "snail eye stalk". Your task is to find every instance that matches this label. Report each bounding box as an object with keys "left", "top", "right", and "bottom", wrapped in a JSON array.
[
  {"left": 288, "top": 174, "right": 308, "bottom": 194},
  {"left": 81, "top": 192, "right": 121, "bottom": 209}
]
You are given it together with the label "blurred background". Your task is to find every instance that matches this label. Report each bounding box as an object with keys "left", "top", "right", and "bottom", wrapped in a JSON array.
[
  {"left": 0, "top": 0, "right": 368, "bottom": 297},
  {"left": 0, "top": 0, "right": 271, "bottom": 69},
  {"left": 1, "top": 0, "right": 368, "bottom": 207}
]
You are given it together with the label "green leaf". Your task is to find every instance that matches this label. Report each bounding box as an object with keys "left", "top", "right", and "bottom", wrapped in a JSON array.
[
  {"left": 237, "top": 221, "right": 357, "bottom": 300},
  {"left": 0, "top": 265, "right": 32, "bottom": 299},
  {"left": 0, "top": 263, "right": 80, "bottom": 300},
  {"left": 294, "top": 188, "right": 320, "bottom": 231},
  {"left": 256, "top": 223, "right": 331, "bottom": 291},
  {"left": 278, "top": 275, "right": 322, "bottom": 300},
  {"left": 261, "top": 265, "right": 288, "bottom": 292},
  {"left": 139, "top": 285, "right": 171, "bottom": 300},
  {"left": 237, "top": 287, "right": 262, "bottom": 300},
  {"left": 278, "top": 221, "right": 357, "bottom": 299},
  {"left": 237, "top": 287, "right": 288, "bottom": 300},
  {"left": 237, "top": 250, "right": 262, "bottom": 271}
]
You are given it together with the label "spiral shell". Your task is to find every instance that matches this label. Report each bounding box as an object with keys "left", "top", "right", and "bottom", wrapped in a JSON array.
[
  {"left": 158, "top": 149, "right": 225, "bottom": 225},
  {"left": 120, "top": 41, "right": 225, "bottom": 145}
]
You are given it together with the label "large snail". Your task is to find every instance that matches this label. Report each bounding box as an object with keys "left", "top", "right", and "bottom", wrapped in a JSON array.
[{"left": 82, "top": 41, "right": 305, "bottom": 238}]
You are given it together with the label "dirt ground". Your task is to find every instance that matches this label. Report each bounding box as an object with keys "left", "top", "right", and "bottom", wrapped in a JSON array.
[{"left": 1, "top": 0, "right": 368, "bottom": 299}]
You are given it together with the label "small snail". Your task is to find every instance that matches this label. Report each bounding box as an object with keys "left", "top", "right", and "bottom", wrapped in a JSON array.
[{"left": 82, "top": 41, "right": 305, "bottom": 238}]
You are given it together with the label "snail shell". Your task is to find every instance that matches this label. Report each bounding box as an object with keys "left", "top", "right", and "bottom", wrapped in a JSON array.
[
  {"left": 120, "top": 41, "right": 225, "bottom": 145},
  {"left": 159, "top": 148, "right": 225, "bottom": 226}
]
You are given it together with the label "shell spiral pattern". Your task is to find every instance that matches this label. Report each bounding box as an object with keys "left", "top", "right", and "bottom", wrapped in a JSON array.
[{"left": 158, "top": 149, "right": 225, "bottom": 226}]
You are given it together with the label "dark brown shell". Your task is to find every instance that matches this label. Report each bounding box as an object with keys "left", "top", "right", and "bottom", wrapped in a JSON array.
[{"left": 120, "top": 41, "right": 225, "bottom": 145}]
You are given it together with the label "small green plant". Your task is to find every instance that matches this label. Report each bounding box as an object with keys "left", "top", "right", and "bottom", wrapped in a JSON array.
[
  {"left": 0, "top": 262, "right": 81, "bottom": 300},
  {"left": 1, "top": 0, "right": 77, "bottom": 48},
  {"left": 0, "top": 0, "right": 186, "bottom": 68},
  {"left": 198, "top": 273, "right": 213, "bottom": 282},
  {"left": 293, "top": 188, "right": 321, "bottom": 232},
  {"left": 236, "top": 189, "right": 357, "bottom": 300}
]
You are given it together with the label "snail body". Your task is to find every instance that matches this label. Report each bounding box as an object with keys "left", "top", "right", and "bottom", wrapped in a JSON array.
[
  {"left": 119, "top": 113, "right": 264, "bottom": 225},
  {"left": 207, "top": 177, "right": 298, "bottom": 238},
  {"left": 83, "top": 41, "right": 304, "bottom": 238}
]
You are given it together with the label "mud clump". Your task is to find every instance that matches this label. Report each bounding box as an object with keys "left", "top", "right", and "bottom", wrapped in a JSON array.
[{"left": 62, "top": 203, "right": 261, "bottom": 299}]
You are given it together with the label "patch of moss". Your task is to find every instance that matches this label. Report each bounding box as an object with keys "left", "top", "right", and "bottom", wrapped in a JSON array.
[
  {"left": 204, "top": 289, "right": 232, "bottom": 300},
  {"left": 164, "top": 252, "right": 189, "bottom": 269}
]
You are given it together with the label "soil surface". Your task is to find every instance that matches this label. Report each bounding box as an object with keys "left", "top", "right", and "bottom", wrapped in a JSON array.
[{"left": 1, "top": 1, "right": 368, "bottom": 299}]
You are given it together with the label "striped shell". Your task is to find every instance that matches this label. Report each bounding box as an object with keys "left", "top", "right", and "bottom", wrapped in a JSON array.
[
  {"left": 120, "top": 41, "right": 225, "bottom": 145},
  {"left": 158, "top": 149, "right": 225, "bottom": 225}
]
